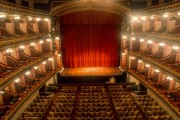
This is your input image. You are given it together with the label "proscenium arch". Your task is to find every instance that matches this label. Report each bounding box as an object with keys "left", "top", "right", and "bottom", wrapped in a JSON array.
[{"left": 50, "top": 1, "right": 130, "bottom": 17}]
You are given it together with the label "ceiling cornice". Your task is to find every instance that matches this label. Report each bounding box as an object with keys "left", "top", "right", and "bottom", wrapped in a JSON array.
[{"left": 50, "top": 1, "right": 130, "bottom": 17}]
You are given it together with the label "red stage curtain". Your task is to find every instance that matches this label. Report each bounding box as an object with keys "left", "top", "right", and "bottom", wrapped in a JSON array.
[{"left": 60, "top": 11, "right": 120, "bottom": 68}]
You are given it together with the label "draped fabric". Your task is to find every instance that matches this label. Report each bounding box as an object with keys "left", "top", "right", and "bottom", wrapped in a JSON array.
[{"left": 60, "top": 11, "right": 120, "bottom": 68}]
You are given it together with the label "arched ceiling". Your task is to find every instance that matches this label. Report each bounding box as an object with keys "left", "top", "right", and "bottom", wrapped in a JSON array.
[{"left": 50, "top": 0, "right": 130, "bottom": 17}]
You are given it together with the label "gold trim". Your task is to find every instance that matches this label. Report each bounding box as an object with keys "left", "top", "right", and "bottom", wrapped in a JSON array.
[
  {"left": 130, "top": 51, "right": 180, "bottom": 81},
  {"left": 0, "top": 52, "right": 54, "bottom": 90},
  {"left": 0, "top": 1, "right": 49, "bottom": 17},
  {"left": 50, "top": 1, "right": 130, "bottom": 17},
  {"left": 128, "top": 70, "right": 180, "bottom": 116},
  {"left": 2, "top": 71, "right": 56, "bottom": 120}
]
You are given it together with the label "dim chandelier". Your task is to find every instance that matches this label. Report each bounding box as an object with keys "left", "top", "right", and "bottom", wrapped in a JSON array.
[{"left": 0, "top": 0, "right": 179, "bottom": 120}]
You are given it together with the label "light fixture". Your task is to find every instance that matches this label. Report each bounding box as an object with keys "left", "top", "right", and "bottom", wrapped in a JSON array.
[
  {"left": 47, "top": 39, "right": 51, "bottom": 42},
  {"left": 6, "top": 49, "right": 13, "bottom": 53},
  {"left": 141, "top": 16, "right": 146, "bottom": 20},
  {"left": 39, "top": 40, "right": 44, "bottom": 44},
  {"left": 55, "top": 37, "right": 59, "bottom": 40},
  {"left": 178, "top": 12, "right": 180, "bottom": 16},
  {"left": 44, "top": 18, "right": 49, "bottom": 21},
  {"left": 36, "top": 18, "right": 41, "bottom": 21},
  {"left": 147, "top": 40, "right": 153, "bottom": 44},
  {"left": 42, "top": 61, "right": 46, "bottom": 64},
  {"left": 172, "top": 46, "right": 179, "bottom": 50},
  {"left": 28, "top": 17, "right": 32, "bottom": 21},
  {"left": 123, "top": 36, "right": 127, "bottom": 39},
  {"left": 155, "top": 69, "right": 160, "bottom": 73},
  {"left": 25, "top": 71, "right": 30, "bottom": 75},
  {"left": 34, "top": 66, "right": 38, "bottom": 69},
  {"left": 131, "top": 56, "right": 135, "bottom": 59},
  {"left": 0, "top": 91, "right": 4, "bottom": 94},
  {"left": 132, "top": 17, "right": 138, "bottom": 21},
  {"left": 31, "top": 43, "right": 35, "bottom": 46},
  {"left": 14, "top": 16, "right": 20, "bottom": 20},
  {"left": 0, "top": 15, "right": 6, "bottom": 18},
  {"left": 159, "top": 43, "right": 165, "bottom": 46},
  {"left": 19, "top": 45, "right": 25, "bottom": 49},
  {"left": 48, "top": 58, "right": 53, "bottom": 61},
  {"left": 138, "top": 60, "right": 142, "bottom": 63},
  {"left": 122, "top": 53, "right": 126, "bottom": 56},
  {"left": 163, "top": 14, "right": 168, "bottom": 18},
  {"left": 151, "top": 16, "right": 154, "bottom": 19},
  {"left": 140, "top": 39, "right": 144, "bottom": 42},
  {"left": 14, "top": 79, "right": 19, "bottom": 83},
  {"left": 145, "top": 64, "right": 150, "bottom": 68},
  {"left": 58, "top": 54, "right": 61, "bottom": 57},
  {"left": 131, "top": 37, "right": 136, "bottom": 40},
  {"left": 167, "top": 76, "right": 173, "bottom": 80}
]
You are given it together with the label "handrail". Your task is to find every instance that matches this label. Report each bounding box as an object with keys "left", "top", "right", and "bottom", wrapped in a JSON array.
[
  {"left": 2, "top": 71, "right": 55, "bottom": 120},
  {"left": 27, "top": 27, "right": 35, "bottom": 34},
  {"left": 160, "top": 52, "right": 178, "bottom": 60},
  {"left": 148, "top": 72, "right": 159, "bottom": 78},
  {"left": 0, "top": 62, "right": 14, "bottom": 69},
  {"left": 3, "top": 90, "right": 17, "bottom": 96},
  {"left": 18, "top": 51, "right": 37, "bottom": 59},
  {"left": 154, "top": 25, "right": 167, "bottom": 33},
  {"left": 14, "top": 27, "right": 26, "bottom": 35},
  {"left": 30, "top": 47, "right": 43, "bottom": 55},
  {"left": 140, "top": 46, "right": 152, "bottom": 53},
  {"left": 167, "top": 25, "right": 180, "bottom": 34},
  {"left": 5, "top": 55, "right": 25, "bottom": 63},
  {"left": 149, "top": 48, "right": 164, "bottom": 56},
  {"left": 0, "top": 27, "right": 14, "bottom": 37},
  {"left": 145, "top": 25, "right": 154, "bottom": 32},
  {"left": 171, "top": 87, "right": 180, "bottom": 93},
  {"left": 16, "top": 82, "right": 26, "bottom": 87}
]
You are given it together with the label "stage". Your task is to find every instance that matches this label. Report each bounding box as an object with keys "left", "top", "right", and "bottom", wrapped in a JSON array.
[{"left": 57, "top": 67, "right": 126, "bottom": 84}]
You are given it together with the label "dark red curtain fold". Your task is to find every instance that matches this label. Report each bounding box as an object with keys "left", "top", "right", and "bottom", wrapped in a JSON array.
[{"left": 60, "top": 11, "right": 120, "bottom": 68}]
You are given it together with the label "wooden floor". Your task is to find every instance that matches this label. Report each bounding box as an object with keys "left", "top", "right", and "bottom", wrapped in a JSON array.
[{"left": 60, "top": 67, "right": 122, "bottom": 76}]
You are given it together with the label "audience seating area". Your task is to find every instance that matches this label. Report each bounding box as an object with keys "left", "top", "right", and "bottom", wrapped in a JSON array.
[{"left": 19, "top": 84, "right": 172, "bottom": 120}]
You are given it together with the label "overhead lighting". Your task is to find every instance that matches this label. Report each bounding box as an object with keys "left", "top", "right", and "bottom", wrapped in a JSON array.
[
  {"left": 145, "top": 64, "right": 150, "bottom": 68},
  {"left": 14, "top": 79, "right": 19, "bottom": 83},
  {"left": 39, "top": 40, "right": 44, "bottom": 44},
  {"left": 122, "top": 53, "right": 126, "bottom": 56},
  {"left": 123, "top": 36, "right": 127, "bottom": 39},
  {"left": 31, "top": 43, "right": 35, "bottom": 46},
  {"left": 138, "top": 60, "right": 142, "bottom": 63},
  {"left": 178, "top": 12, "right": 180, "bottom": 16},
  {"left": 163, "top": 14, "right": 168, "bottom": 18},
  {"left": 172, "top": 46, "right": 179, "bottom": 50},
  {"left": 155, "top": 69, "right": 160, "bottom": 73},
  {"left": 28, "top": 17, "right": 32, "bottom": 21},
  {"left": 159, "top": 43, "right": 165, "bottom": 46},
  {"left": 34, "top": 66, "right": 38, "bottom": 69},
  {"left": 58, "top": 54, "right": 61, "bottom": 57},
  {"left": 141, "top": 16, "right": 146, "bottom": 20},
  {"left": 0, "top": 91, "right": 4, "bottom": 94},
  {"left": 167, "top": 76, "right": 173, "bottom": 80},
  {"left": 36, "top": 18, "right": 41, "bottom": 21},
  {"left": 42, "top": 61, "right": 46, "bottom": 64},
  {"left": 14, "top": 16, "right": 20, "bottom": 20},
  {"left": 25, "top": 71, "right": 30, "bottom": 75},
  {"left": 131, "top": 37, "right": 136, "bottom": 40},
  {"left": 132, "top": 17, "right": 138, "bottom": 21},
  {"left": 140, "top": 39, "right": 144, "bottom": 42},
  {"left": 0, "top": 15, "right": 6, "bottom": 18},
  {"left": 147, "top": 40, "right": 153, "bottom": 44},
  {"left": 19, "top": 45, "right": 25, "bottom": 49}
]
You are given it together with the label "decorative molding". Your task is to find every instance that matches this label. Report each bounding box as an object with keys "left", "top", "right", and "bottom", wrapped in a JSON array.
[
  {"left": 128, "top": 70, "right": 180, "bottom": 117},
  {"left": 133, "top": 1, "right": 180, "bottom": 15},
  {"left": 130, "top": 51, "right": 180, "bottom": 82},
  {"left": 134, "top": 32, "right": 180, "bottom": 45},
  {"left": 2, "top": 71, "right": 56, "bottom": 120},
  {"left": 0, "top": 52, "right": 54, "bottom": 90},
  {"left": 50, "top": 1, "right": 130, "bottom": 17},
  {"left": 0, "top": 33, "right": 49, "bottom": 51},
  {"left": 0, "top": 1, "right": 49, "bottom": 17}
]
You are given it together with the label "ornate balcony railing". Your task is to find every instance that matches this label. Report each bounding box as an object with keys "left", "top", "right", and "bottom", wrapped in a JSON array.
[
  {"left": 128, "top": 70, "right": 180, "bottom": 117},
  {"left": 0, "top": 1, "right": 49, "bottom": 17},
  {"left": 134, "top": 32, "right": 180, "bottom": 44},
  {"left": 0, "top": 33, "right": 50, "bottom": 51},
  {"left": 2, "top": 71, "right": 56, "bottom": 120},
  {"left": 130, "top": 51, "right": 180, "bottom": 82},
  {"left": 0, "top": 52, "right": 54, "bottom": 90}
]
